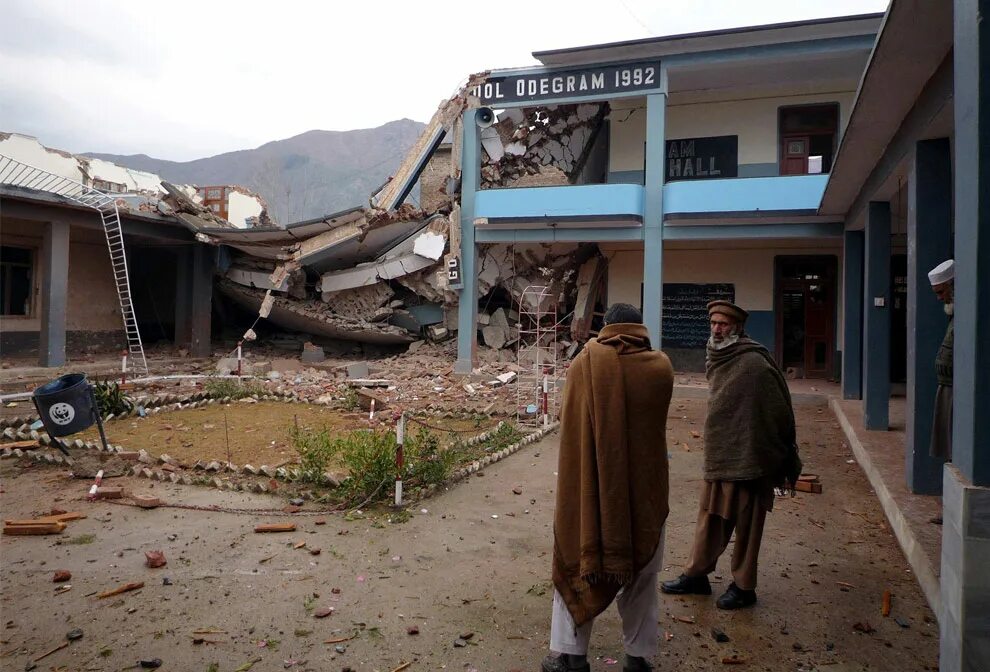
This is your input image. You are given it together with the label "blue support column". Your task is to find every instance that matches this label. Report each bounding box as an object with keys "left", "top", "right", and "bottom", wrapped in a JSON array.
[
  {"left": 906, "top": 139, "right": 954, "bottom": 494},
  {"left": 842, "top": 230, "right": 864, "bottom": 399},
  {"left": 455, "top": 110, "right": 481, "bottom": 374},
  {"left": 941, "top": 6, "right": 990, "bottom": 670},
  {"left": 642, "top": 91, "right": 666, "bottom": 347},
  {"left": 952, "top": 0, "right": 990, "bottom": 490},
  {"left": 863, "top": 201, "right": 891, "bottom": 430}
]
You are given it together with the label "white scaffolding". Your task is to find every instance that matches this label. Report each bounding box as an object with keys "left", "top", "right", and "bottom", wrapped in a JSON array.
[{"left": 516, "top": 285, "right": 560, "bottom": 428}]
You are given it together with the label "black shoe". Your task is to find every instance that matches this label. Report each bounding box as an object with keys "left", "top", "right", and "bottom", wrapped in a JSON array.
[
  {"left": 660, "top": 573, "right": 712, "bottom": 595},
  {"left": 623, "top": 655, "right": 654, "bottom": 672},
  {"left": 541, "top": 653, "right": 590, "bottom": 672},
  {"left": 716, "top": 582, "right": 757, "bottom": 610}
]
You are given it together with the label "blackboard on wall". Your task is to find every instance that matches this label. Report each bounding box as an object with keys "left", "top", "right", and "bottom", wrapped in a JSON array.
[{"left": 661, "top": 283, "right": 736, "bottom": 348}]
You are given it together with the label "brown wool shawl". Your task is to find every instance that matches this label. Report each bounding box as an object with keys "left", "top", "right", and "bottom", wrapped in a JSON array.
[
  {"left": 703, "top": 336, "right": 796, "bottom": 482},
  {"left": 552, "top": 324, "right": 674, "bottom": 626}
]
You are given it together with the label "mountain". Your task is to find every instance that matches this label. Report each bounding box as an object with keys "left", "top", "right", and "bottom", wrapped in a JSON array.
[{"left": 86, "top": 119, "right": 427, "bottom": 225}]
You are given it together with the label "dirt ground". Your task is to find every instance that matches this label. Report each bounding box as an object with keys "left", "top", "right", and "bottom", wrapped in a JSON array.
[
  {"left": 0, "top": 396, "right": 938, "bottom": 672},
  {"left": 72, "top": 403, "right": 498, "bottom": 468}
]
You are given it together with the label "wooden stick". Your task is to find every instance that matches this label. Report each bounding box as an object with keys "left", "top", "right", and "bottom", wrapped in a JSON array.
[
  {"left": 192, "top": 629, "right": 228, "bottom": 634},
  {"left": 882, "top": 589, "right": 892, "bottom": 617},
  {"left": 255, "top": 523, "right": 296, "bottom": 533},
  {"left": 2, "top": 440, "right": 40, "bottom": 449},
  {"left": 33, "top": 641, "right": 69, "bottom": 662},
  {"left": 97, "top": 581, "right": 144, "bottom": 599},
  {"left": 324, "top": 634, "right": 357, "bottom": 644},
  {"left": 390, "top": 662, "right": 413, "bottom": 672}
]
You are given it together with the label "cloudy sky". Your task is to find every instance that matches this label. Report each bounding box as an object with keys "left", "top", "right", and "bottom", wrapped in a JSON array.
[{"left": 0, "top": 0, "right": 887, "bottom": 162}]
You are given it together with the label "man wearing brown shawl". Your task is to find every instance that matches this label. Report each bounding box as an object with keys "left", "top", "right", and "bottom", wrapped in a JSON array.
[
  {"left": 661, "top": 300, "right": 797, "bottom": 610},
  {"left": 544, "top": 303, "right": 674, "bottom": 672}
]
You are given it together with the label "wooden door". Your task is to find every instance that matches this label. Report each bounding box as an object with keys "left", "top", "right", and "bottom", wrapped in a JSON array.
[{"left": 781, "top": 136, "right": 810, "bottom": 175}]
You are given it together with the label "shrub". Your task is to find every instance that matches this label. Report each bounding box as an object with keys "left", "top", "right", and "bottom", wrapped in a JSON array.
[
  {"left": 405, "top": 428, "right": 458, "bottom": 487},
  {"left": 92, "top": 379, "right": 133, "bottom": 417},
  {"left": 292, "top": 427, "right": 396, "bottom": 504}
]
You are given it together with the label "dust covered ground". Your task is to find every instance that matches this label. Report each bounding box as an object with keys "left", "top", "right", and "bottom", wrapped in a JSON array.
[{"left": 0, "top": 397, "right": 938, "bottom": 672}]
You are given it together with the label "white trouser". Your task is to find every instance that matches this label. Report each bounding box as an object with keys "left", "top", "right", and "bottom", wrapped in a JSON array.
[{"left": 549, "top": 527, "right": 665, "bottom": 658}]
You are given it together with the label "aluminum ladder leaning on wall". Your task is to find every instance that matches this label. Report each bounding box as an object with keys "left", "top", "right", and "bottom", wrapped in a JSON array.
[{"left": 0, "top": 154, "right": 149, "bottom": 375}]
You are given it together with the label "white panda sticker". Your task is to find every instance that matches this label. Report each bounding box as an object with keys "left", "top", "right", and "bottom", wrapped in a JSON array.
[{"left": 49, "top": 402, "right": 75, "bottom": 426}]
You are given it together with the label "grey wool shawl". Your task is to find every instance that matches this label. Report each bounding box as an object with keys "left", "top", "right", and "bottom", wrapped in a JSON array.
[{"left": 703, "top": 336, "right": 796, "bottom": 482}]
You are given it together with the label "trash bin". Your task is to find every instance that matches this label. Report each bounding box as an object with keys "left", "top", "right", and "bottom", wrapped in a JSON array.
[{"left": 32, "top": 373, "right": 98, "bottom": 437}]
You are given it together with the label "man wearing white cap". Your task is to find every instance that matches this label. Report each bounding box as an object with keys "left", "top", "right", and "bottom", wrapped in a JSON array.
[{"left": 928, "top": 259, "right": 954, "bottom": 465}]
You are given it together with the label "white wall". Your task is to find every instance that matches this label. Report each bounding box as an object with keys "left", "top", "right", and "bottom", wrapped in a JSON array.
[
  {"left": 599, "top": 241, "right": 845, "bottom": 335},
  {"left": 608, "top": 91, "right": 857, "bottom": 173},
  {"left": 227, "top": 190, "right": 265, "bottom": 229},
  {"left": 0, "top": 134, "right": 163, "bottom": 193}
]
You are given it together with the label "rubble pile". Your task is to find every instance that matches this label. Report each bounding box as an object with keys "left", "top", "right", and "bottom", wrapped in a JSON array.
[{"left": 479, "top": 103, "right": 609, "bottom": 188}]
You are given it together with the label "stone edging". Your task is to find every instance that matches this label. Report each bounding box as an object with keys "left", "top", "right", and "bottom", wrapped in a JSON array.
[{"left": 1, "top": 399, "right": 531, "bottom": 499}]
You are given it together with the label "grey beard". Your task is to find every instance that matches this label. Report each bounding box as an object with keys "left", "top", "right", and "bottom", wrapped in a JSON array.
[
  {"left": 709, "top": 333, "right": 740, "bottom": 351},
  {"left": 945, "top": 303, "right": 954, "bottom": 316}
]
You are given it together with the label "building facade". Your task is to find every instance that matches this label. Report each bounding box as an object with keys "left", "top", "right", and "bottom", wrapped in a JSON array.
[{"left": 455, "top": 3, "right": 989, "bottom": 670}]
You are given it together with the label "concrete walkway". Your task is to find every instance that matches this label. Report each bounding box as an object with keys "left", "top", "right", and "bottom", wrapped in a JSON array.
[{"left": 831, "top": 396, "right": 943, "bottom": 618}]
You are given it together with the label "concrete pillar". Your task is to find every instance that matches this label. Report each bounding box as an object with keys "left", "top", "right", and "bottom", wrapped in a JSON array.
[
  {"left": 642, "top": 92, "right": 666, "bottom": 346},
  {"left": 189, "top": 244, "right": 213, "bottom": 358},
  {"left": 455, "top": 109, "right": 481, "bottom": 374},
  {"left": 39, "top": 221, "right": 69, "bottom": 367},
  {"left": 863, "top": 201, "right": 891, "bottom": 430},
  {"left": 842, "top": 230, "right": 864, "bottom": 399},
  {"left": 940, "top": 2, "right": 990, "bottom": 669},
  {"left": 174, "top": 247, "right": 191, "bottom": 347},
  {"left": 906, "top": 139, "right": 953, "bottom": 494}
]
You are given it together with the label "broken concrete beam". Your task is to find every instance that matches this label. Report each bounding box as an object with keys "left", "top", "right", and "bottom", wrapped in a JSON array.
[
  {"left": 346, "top": 362, "right": 370, "bottom": 379},
  {"left": 494, "top": 372, "right": 518, "bottom": 386},
  {"left": 301, "top": 342, "right": 325, "bottom": 364},
  {"left": 482, "top": 326, "right": 510, "bottom": 350},
  {"left": 355, "top": 388, "right": 387, "bottom": 412},
  {"left": 347, "top": 379, "right": 391, "bottom": 388},
  {"left": 427, "top": 324, "right": 450, "bottom": 342}
]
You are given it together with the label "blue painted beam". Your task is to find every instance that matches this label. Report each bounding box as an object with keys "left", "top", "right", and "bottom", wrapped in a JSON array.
[
  {"left": 455, "top": 111, "right": 481, "bottom": 374},
  {"left": 664, "top": 174, "right": 829, "bottom": 214},
  {"left": 906, "top": 139, "right": 953, "bottom": 495},
  {"left": 475, "top": 184, "right": 644, "bottom": 220},
  {"left": 863, "top": 201, "right": 891, "bottom": 430},
  {"left": 474, "top": 227, "right": 644, "bottom": 243},
  {"left": 952, "top": 0, "right": 990, "bottom": 488},
  {"left": 842, "top": 230, "right": 864, "bottom": 399},
  {"left": 642, "top": 92, "right": 666, "bottom": 344},
  {"left": 663, "top": 222, "right": 843, "bottom": 240}
]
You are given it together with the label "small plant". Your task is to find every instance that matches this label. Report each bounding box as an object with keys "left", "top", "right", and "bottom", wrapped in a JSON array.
[
  {"left": 92, "top": 379, "right": 133, "bottom": 417},
  {"left": 303, "top": 595, "right": 316, "bottom": 614},
  {"left": 67, "top": 533, "right": 96, "bottom": 545},
  {"left": 340, "top": 387, "right": 360, "bottom": 411},
  {"left": 405, "top": 428, "right": 457, "bottom": 487}
]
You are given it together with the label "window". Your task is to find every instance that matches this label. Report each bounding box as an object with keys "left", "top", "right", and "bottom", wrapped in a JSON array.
[
  {"left": 1, "top": 246, "right": 34, "bottom": 316},
  {"left": 207, "top": 188, "right": 222, "bottom": 200},
  {"left": 778, "top": 104, "right": 839, "bottom": 176}
]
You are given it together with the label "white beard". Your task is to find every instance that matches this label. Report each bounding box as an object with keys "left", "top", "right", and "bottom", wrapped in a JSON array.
[
  {"left": 709, "top": 333, "right": 740, "bottom": 351},
  {"left": 944, "top": 303, "right": 954, "bottom": 316}
]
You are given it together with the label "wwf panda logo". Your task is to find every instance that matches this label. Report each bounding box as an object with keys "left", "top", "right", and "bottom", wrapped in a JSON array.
[{"left": 49, "top": 403, "right": 75, "bottom": 426}]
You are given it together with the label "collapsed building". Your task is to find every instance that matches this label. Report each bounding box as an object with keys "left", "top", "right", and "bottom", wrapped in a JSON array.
[{"left": 197, "top": 83, "right": 612, "bottom": 360}]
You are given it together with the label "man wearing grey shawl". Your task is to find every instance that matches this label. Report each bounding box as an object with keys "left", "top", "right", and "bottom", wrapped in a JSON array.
[{"left": 661, "top": 300, "right": 798, "bottom": 609}]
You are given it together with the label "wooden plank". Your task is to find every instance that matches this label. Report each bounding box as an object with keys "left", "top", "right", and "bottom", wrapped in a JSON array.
[
  {"left": 3, "top": 522, "right": 66, "bottom": 535},
  {"left": 1, "top": 440, "right": 40, "bottom": 449},
  {"left": 794, "top": 480, "right": 823, "bottom": 494},
  {"left": 254, "top": 523, "right": 296, "bottom": 533}
]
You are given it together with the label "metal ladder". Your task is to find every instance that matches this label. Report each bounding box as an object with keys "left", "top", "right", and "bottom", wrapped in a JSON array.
[{"left": 0, "top": 154, "right": 149, "bottom": 375}]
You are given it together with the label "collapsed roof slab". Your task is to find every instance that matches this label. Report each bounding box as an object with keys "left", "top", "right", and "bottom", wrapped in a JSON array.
[
  {"left": 218, "top": 281, "right": 415, "bottom": 345},
  {"left": 319, "top": 225, "right": 447, "bottom": 294},
  {"left": 294, "top": 216, "right": 428, "bottom": 274}
]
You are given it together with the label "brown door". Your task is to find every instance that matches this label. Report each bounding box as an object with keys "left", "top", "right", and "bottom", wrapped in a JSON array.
[
  {"left": 775, "top": 257, "right": 837, "bottom": 379},
  {"left": 781, "top": 136, "right": 810, "bottom": 175}
]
